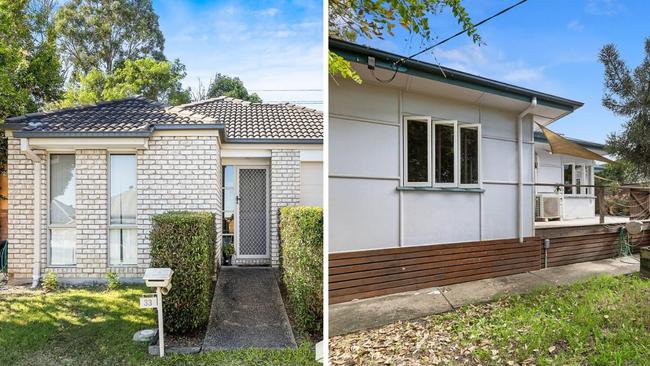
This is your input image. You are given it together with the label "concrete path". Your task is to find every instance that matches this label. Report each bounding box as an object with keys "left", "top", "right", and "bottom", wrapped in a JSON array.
[
  {"left": 329, "top": 256, "right": 640, "bottom": 336},
  {"left": 202, "top": 267, "right": 296, "bottom": 351}
]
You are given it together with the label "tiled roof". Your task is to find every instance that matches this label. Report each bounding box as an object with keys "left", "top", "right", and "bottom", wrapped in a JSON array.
[
  {"left": 6, "top": 96, "right": 324, "bottom": 142},
  {"left": 173, "top": 97, "right": 323, "bottom": 141},
  {"left": 6, "top": 96, "right": 198, "bottom": 134}
]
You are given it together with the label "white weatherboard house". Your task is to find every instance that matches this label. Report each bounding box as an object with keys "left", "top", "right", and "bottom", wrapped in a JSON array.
[
  {"left": 534, "top": 131, "right": 606, "bottom": 221},
  {"left": 328, "top": 39, "right": 586, "bottom": 303},
  {"left": 4, "top": 96, "right": 323, "bottom": 285}
]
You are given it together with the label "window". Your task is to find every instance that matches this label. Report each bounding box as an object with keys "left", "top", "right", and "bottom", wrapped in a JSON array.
[
  {"left": 575, "top": 165, "right": 584, "bottom": 195},
  {"left": 459, "top": 125, "right": 480, "bottom": 186},
  {"left": 222, "top": 166, "right": 235, "bottom": 252},
  {"left": 563, "top": 164, "right": 573, "bottom": 194},
  {"left": 434, "top": 122, "right": 456, "bottom": 185},
  {"left": 404, "top": 117, "right": 431, "bottom": 185},
  {"left": 109, "top": 155, "right": 137, "bottom": 265},
  {"left": 403, "top": 118, "right": 480, "bottom": 188},
  {"left": 50, "top": 154, "right": 76, "bottom": 265},
  {"left": 585, "top": 166, "right": 593, "bottom": 195}
]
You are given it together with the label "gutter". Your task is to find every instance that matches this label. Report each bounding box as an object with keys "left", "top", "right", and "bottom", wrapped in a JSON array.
[
  {"left": 20, "top": 138, "right": 42, "bottom": 288},
  {"left": 517, "top": 97, "right": 537, "bottom": 244}
]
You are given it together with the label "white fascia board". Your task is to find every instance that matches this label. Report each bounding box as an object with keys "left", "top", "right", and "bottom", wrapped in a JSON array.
[
  {"left": 221, "top": 149, "right": 271, "bottom": 158},
  {"left": 300, "top": 149, "right": 323, "bottom": 162},
  {"left": 152, "top": 130, "right": 220, "bottom": 137},
  {"left": 221, "top": 143, "right": 322, "bottom": 150},
  {"left": 27, "top": 137, "right": 148, "bottom": 151}
]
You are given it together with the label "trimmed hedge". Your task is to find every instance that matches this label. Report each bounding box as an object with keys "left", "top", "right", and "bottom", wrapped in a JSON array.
[
  {"left": 279, "top": 206, "right": 323, "bottom": 337},
  {"left": 150, "top": 211, "right": 216, "bottom": 334}
]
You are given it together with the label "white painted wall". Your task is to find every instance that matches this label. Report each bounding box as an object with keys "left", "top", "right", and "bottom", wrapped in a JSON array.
[
  {"left": 300, "top": 162, "right": 323, "bottom": 207},
  {"left": 329, "top": 80, "right": 536, "bottom": 253},
  {"left": 534, "top": 144, "right": 596, "bottom": 219}
]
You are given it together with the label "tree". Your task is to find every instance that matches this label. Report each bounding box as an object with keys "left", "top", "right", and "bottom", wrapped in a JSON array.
[
  {"left": 206, "top": 74, "right": 262, "bottom": 103},
  {"left": 596, "top": 160, "right": 646, "bottom": 186},
  {"left": 55, "top": 0, "right": 165, "bottom": 75},
  {"left": 600, "top": 38, "right": 650, "bottom": 176},
  {"left": 53, "top": 58, "right": 190, "bottom": 108},
  {"left": 0, "top": 0, "right": 64, "bottom": 173},
  {"left": 328, "top": 0, "right": 480, "bottom": 83}
]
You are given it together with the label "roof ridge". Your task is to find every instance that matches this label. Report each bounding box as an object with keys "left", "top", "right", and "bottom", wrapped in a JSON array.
[
  {"left": 5, "top": 95, "right": 151, "bottom": 123},
  {"left": 273, "top": 102, "right": 323, "bottom": 115}
]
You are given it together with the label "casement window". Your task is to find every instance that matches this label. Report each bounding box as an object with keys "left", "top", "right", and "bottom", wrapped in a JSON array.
[
  {"left": 403, "top": 117, "right": 481, "bottom": 188},
  {"left": 222, "top": 166, "right": 235, "bottom": 251},
  {"left": 562, "top": 163, "right": 594, "bottom": 195},
  {"left": 109, "top": 155, "right": 137, "bottom": 265},
  {"left": 404, "top": 117, "right": 431, "bottom": 186},
  {"left": 49, "top": 154, "right": 76, "bottom": 265}
]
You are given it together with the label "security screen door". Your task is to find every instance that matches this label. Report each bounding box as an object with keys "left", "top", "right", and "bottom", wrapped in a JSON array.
[{"left": 236, "top": 167, "right": 270, "bottom": 259}]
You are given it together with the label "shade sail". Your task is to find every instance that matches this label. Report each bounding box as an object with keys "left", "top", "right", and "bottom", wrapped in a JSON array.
[{"left": 536, "top": 123, "right": 614, "bottom": 164}]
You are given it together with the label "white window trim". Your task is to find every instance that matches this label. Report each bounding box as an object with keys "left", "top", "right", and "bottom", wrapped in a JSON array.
[
  {"left": 432, "top": 120, "right": 458, "bottom": 187},
  {"left": 403, "top": 116, "right": 432, "bottom": 187},
  {"left": 47, "top": 153, "right": 77, "bottom": 266},
  {"left": 108, "top": 154, "right": 138, "bottom": 267},
  {"left": 222, "top": 165, "right": 235, "bottom": 249},
  {"left": 458, "top": 123, "right": 482, "bottom": 189},
  {"left": 562, "top": 162, "right": 595, "bottom": 197}
]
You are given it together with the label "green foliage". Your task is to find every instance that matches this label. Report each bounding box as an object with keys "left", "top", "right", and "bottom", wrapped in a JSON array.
[
  {"left": 328, "top": 0, "right": 480, "bottom": 82},
  {"left": 596, "top": 160, "right": 646, "bottom": 186},
  {"left": 600, "top": 38, "right": 650, "bottom": 176},
  {"left": 222, "top": 243, "right": 235, "bottom": 257},
  {"left": 149, "top": 211, "right": 216, "bottom": 334},
  {"left": 41, "top": 269, "right": 58, "bottom": 292},
  {"left": 106, "top": 271, "right": 121, "bottom": 290},
  {"left": 206, "top": 73, "right": 262, "bottom": 102},
  {"left": 329, "top": 51, "right": 362, "bottom": 84},
  {"left": 146, "top": 342, "right": 318, "bottom": 366},
  {"left": 55, "top": 0, "right": 165, "bottom": 75},
  {"left": 279, "top": 206, "right": 323, "bottom": 337},
  {"left": 52, "top": 58, "right": 190, "bottom": 108}
]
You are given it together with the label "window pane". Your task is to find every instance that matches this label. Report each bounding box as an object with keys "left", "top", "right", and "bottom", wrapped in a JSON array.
[
  {"left": 50, "top": 155, "right": 76, "bottom": 224},
  {"left": 435, "top": 124, "right": 455, "bottom": 183},
  {"left": 224, "top": 188, "right": 235, "bottom": 212},
  {"left": 564, "top": 165, "right": 573, "bottom": 194},
  {"left": 575, "top": 165, "right": 584, "bottom": 194},
  {"left": 406, "top": 120, "right": 429, "bottom": 182},
  {"left": 223, "top": 211, "right": 235, "bottom": 234},
  {"left": 110, "top": 155, "right": 137, "bottom": 225},
  {"left": 109, "top": 228, "right": 137, "bottom": 265},
  {"left": 223, "top": 166, "right": 234, "bottom": 188},
  {"left": 460, "top": 127, "right": 479, "bottom": 184},
  {"left": 50, "top": 228, "right": 75, "bottom": 265}
]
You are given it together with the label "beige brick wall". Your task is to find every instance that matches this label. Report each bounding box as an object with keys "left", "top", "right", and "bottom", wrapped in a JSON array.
[
  {"left": 270, "top": 149, "right": 301, "bottom": 266},
  {"left": 7, "top": 135, "right": 222, "bottom": 282}
]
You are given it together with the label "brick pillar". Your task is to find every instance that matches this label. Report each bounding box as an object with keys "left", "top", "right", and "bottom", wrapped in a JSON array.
[{"left": 270, "top": 149, "right": 300, "bottom": 267}]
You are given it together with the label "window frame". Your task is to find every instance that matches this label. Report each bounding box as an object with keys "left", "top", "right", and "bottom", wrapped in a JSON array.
[
  {"left": 458, "top": 123, "right": 482, "bottom": 189},
  {"left": 107, "top": 153, "right": 138, "bottom": 267},
  {"left": 222, "top": 165, "right": 235, "bottom": 253},
  {"left": 48, "top": 153, "right": 77, "bottom": 266},
  {"left": 432, "top": 120, "right": 458, "bottom": 187},
  {"left": 562, "top": 162, "right": 595, "bottom": 197},
  {"left": 403, "top": 116, "right": 432, "bottom": 187}
]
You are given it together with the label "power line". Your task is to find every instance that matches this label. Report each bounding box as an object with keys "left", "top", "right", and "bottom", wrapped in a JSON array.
[
  {"left": 373, "top": 0, "right": 529, "bottom": 83},
  {"left": 267, "top": 101, "right": 323, "bottom": 104},
  {"left": 250, "top": 89, "right": 322, "bottom": 92}
]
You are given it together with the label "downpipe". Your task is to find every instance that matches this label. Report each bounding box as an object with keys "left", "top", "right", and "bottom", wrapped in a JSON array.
[
  {"left": 543, "top": 238, "right": 551, "bottom": 268},
  {"left": 20, "top": 139, "right": 42, "bottom": 288},
  {"left": 517, "top": 97, "right": 537, "bottom": 243}
]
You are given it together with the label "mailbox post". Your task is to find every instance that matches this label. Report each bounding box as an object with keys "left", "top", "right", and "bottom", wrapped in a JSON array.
[{"left": 142, "top": 268, "right": 173, "bottom": 357}]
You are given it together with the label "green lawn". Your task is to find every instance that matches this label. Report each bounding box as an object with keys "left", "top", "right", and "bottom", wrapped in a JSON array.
[
  {"left": 330, "top": 274, "right": 650, "bottom": 366},
  {"left": 0, "top": 286, "right": 317, "bottom": 366}
]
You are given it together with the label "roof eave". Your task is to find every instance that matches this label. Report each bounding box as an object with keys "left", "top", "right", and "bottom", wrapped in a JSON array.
[{"left": 329, "top": 38, "right": 584, "bottom": 112}]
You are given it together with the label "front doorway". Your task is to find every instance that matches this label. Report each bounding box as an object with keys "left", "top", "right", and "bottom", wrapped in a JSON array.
[{"left": 222, "top": 165, "right": 270, "bottom": 264}]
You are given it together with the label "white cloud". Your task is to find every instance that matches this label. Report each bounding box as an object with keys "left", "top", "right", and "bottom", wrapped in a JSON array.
[
  {"left": 585, "top": 0, "right": 625, "bottom": 15},
  {"left": 432, "top": 45, "right": 545, "bottom": 85},
  {"left": 258, "top": 8, "right": 280, "bottom": 17},
  {"left": 567, "top": 20, "right": 585, "bottom": 32}
]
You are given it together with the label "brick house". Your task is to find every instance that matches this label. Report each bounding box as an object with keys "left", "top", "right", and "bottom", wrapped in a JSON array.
[{"left": 3, "top": 96, "right": 323, "bottom": 285}]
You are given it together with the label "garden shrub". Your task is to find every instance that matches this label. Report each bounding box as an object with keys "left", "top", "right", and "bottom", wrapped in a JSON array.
[
  {"left": 279, "top": 206, "right": 323, "bottom": 337},
  {"left": 42, "top": 270, "right": 58, "bottom": 292},
  {"left": 106, "top": 271, "right": 120, "bottom": 290},
  {"left": 150, "top": 211, "right": 216, "bottom": 334}
]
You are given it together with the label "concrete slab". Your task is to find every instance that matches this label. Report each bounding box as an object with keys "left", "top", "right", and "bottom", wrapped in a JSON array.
[
  {"left": 329, "top": 287, "right": 452, "bottom": 336},
  {"left": 443, "top": 272, "right": 549, "bottom": 308},
  {"left": 202, "top": 267, "right": 296, "bottom": 351},
  {"left": 531, "top": 256, "right": 639, "bottom": 286}
]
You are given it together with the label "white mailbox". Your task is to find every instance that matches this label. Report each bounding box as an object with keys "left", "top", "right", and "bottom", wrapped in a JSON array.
[
  {"left": 141, "top": 267, "right": 173, "bottom": 357},
  {"left": 143, "top": 268, "right": 173, "bottom": 294}
]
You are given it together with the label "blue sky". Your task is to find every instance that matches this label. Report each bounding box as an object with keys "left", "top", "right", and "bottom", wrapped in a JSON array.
[
  {"left": 357, "top": 0, "right": 648, "bottom": 144},
  {"left": 152, "top": 0, "right": 323, "bottom": 109}
]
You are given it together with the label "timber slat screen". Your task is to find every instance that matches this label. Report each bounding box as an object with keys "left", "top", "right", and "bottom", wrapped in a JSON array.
[{"left": 329, "top": 237, "right": 541, "bottom": 304}]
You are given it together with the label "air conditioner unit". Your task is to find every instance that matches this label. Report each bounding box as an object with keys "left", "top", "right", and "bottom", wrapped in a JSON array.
[{"left": 536, "top": 194, "right": 562, "bottom": 221}]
